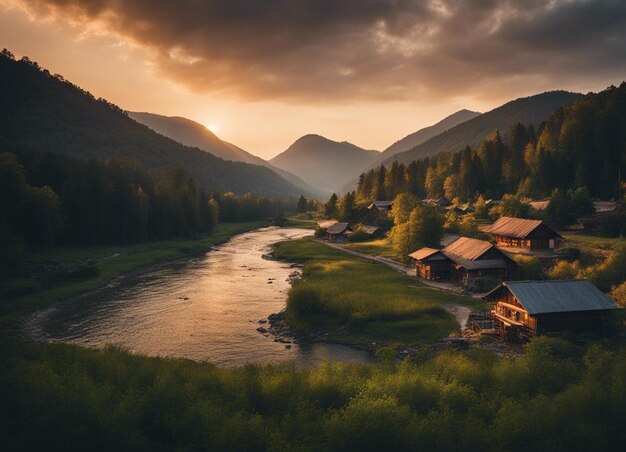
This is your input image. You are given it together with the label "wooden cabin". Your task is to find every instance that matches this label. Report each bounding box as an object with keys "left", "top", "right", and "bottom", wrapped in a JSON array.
[
  {"left": 367, "top": 201, "right": 393, "bottom": 212},
  {"left": 325, "top": 222, "right": 352, "bottom": 242},
  {"left": 409, "top": 248, "right": 451, "bottom": 280},
  {"left": 483, "top": 217, "right": 563, "bottom": 254},
  {"left": 484, "top": 280, "right": 617, "bottom": 340},
  {"left": 422, "top": 197, "right": 452, "bottom": 208},
  {"left": 409, "top": 236, "right": 516, "bottom": 284}
]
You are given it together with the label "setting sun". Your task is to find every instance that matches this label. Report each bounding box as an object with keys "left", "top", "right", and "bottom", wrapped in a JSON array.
[{"left": 207, "top": 123, "right": 219, "bottom": 134}]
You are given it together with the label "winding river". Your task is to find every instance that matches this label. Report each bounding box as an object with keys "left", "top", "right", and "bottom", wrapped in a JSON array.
[{"left": 24, "top": 227, "right": 374, "bottom": 367}]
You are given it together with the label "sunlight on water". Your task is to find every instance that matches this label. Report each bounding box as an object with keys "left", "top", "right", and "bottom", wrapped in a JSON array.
[{"left": 25, "top": 227, "right": 374, "bottom": 367}]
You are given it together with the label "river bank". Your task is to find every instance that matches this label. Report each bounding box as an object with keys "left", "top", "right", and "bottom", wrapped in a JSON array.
[{"left": 1, "top": 221, "right": 268, "bottom": 331}]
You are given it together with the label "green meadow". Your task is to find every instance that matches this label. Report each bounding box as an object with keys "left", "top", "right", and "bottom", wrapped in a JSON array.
[{"left": 273, "top": 237, "right": 477, "bottom": 346}]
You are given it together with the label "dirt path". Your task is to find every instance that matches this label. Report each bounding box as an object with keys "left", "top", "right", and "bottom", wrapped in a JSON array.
[{"left": 318, "top": 239, "right": 481, "bottom": 329}]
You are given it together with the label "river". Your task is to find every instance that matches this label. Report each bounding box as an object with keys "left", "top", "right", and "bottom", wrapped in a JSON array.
[{"left": 24, "top": 227, "right": 374, "bottom": 367}]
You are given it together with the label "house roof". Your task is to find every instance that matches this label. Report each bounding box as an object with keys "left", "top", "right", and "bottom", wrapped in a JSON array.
[
  {"left": 484, "top": 280, "right": 617, "bottom": 315},
  {"left": 326, "top": 222, "right": 350, "bottom": 235},
  {"left": 593, "top": 201, "right": 620, "bottom": 213},
  {"left": 483, "top": 216, "right": 561, "bottom": 239},
  {"left": 528, "top": 200, "right": 549, "bottom": 211},
  {"left": 318, "top": 220, "right": 338, "bottom": 229},
  {"left": 408, "top": 247, "right": 442, "bottom": 261},
  {"left": 440, "top": 234, "right": 461, "bottom": 247},
  {"left": 442, "top": 236, "right": 511, "bottom": 271},
  {"left": 358, "top": 225, "right": 379, "bottom": 235},
  {"left": 443, "top": 236, "right": 493, "bottom": 261},
  {"left": 368, "top": 201, "right": 392, "bottom": 209}
]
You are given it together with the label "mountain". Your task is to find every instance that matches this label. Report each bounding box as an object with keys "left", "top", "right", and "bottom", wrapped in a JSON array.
[
  {"left": 128, "top": 112, "right": 324, "bottom": 197},
  {"left": 380, "top": 91, "right": 583, "bottom": 167},
  {"left": 270, "top": 134, "right": 380, "bottom": 193},
  {"left": 0, "top": 53, "right": 310, "bottom": 197},
  {"left": 382, "top": 109, "right": 481, "bottom": 158}
]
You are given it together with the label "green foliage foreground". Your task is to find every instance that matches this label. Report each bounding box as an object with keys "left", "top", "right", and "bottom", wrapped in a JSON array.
[
  {"left": 2, "top": 337, "right": 625, "bottom": 451},
  {"left": 273, "top": 237, "right": 471, "bottom": 345}
]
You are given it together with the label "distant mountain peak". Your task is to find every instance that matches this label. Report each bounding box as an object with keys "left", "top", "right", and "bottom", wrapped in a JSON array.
[{"left": 270, "top": 134, "right": 379, "bottom": 192}]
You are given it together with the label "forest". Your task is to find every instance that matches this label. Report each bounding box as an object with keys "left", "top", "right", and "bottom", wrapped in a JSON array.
[
  {"left": 0, "top": 149, "right": 299, "bottom": 282},
  {"left": 355, "top": 84, "right": 626, "bottom": 203}
]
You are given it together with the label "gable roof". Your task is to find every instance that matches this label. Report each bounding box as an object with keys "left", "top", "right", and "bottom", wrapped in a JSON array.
[
  {"left": 408, "top": 247, "right": 442, "bottom": 261},
  {"left": 443, "top": 237, "right": 493, "bottom": 261},
  {"left": 442, "top": 236, "right": 513, "bottom": 271},
  {"left": 358, "top": 225, "right": 379, "bottom": 235},
  {"left": 318, "top": 220, "right": 338, "bottom": 229},
  {"left": 485, "top": 280, "right": 616, "bottom": 315},
  {"left": 483, "top": 216, "right": 561, "bottom": 239},
  {"left": 440, "top": 234, "right": 461, "bottom": 247},
  {"left": 368, "top": 201, "right": 393, "bottom": 209},
  {"left": 326, "top": 222, "right": 350, "bottom": 235}
]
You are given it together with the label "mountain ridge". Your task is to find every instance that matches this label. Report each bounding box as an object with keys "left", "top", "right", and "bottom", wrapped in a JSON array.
[
  {"left": 128, "top": 112, "right": 324, "bottom": 197},
  {"left": 270, "top": 134, "right": 380, "bottom": 193},
  {"left": 0, "top": 54, "right": 310, "bottom": 197}
]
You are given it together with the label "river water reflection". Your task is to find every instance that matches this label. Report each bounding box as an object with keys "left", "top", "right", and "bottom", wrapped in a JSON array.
[{"left": 25, "top": 227, "right": 374, "bottom": 367}]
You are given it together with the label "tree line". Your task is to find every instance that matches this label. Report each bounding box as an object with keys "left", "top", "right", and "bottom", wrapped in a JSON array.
[
  {"left": 0, "top": 149, "right": 300, "bottom": 279},
  {"left": 356, "top": 84, "right": 626, "bottom": 203}
]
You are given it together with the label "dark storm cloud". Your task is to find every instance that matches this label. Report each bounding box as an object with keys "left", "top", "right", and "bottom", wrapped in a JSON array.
[{"left": 21, "top": 0, "right": 626, "bottom": 101}]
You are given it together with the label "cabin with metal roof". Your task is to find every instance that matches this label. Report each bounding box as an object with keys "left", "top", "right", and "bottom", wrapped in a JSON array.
[
  {"left": 367, "top": 201, "right": 393, "bottom": 212},
  {"left": 408, "top": 236, "right": 516, "bottom": 284},
  {"left": 483, "top": 216, "right": 563, "bottom": 255},
  {"left": 484, "top": 280, "right": 617, "bottom": 340},
  {"left": 325, "top": 222, "right": 352, "bottom": 242}
]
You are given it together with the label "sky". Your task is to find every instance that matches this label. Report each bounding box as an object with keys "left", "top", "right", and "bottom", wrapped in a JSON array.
[{"left": 1, "top": 0, "right": 625, "bottom": 159}]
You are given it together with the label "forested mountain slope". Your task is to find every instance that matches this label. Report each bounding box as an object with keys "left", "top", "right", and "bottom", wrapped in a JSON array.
[
  {"left": 380, "top": 91, "right": 583, "bottom": 167},
  {"left": 382, "top": 109, "right": 481, "bottom": 158},
  {"left": 128, "top": 112, "right": 323, "bottom": 197},
  {"left": 0, "top": 52, "right": 307, "bottom": 197}
]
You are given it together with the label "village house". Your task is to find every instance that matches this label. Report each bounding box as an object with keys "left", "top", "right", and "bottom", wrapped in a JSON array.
[
  {"left": 485, "top": 280, "right": 617, "bottom": 340},
  {"left": 325, "top": 222, "right": 352, "bottom": 242},
  {"left": 367, "top": 201, "right": 393, "bottom": 212},
  {"left": 409, "top": 236, "right": 516, "bottom": 285},
  {"left": 483, "top": 216, "right": 563, "bottom": 255},
  {"left": 422, "top": 197, "right": 452, "bottom": 208}
]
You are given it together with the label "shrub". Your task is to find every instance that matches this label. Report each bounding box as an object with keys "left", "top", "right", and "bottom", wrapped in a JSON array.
[
  {"left": 559, "top": 246, "right": 582, "bottom": 262},
  {"left": 599, "top": 212, "right": 626, "bottom": 237},
  {"left": 584, "top": 242, "right": 626, "bottom": 291},
  {"left": 286, "top": 285, "right": 326, "bottom": 319},
  {"left": 609, "top": 280, "right": 626, "bottom": 307},
  {"left": 471, "top": 276, "right": 500, "bottom": 292},
  {"left": 347, "top": 229, "right": 371, "bottom": 243},
  {"left": 514, "top": 255, "right": 545, "bottom": 280},
  {"left": 314, "top": 227, "right": 326, "bottom": 238},
  {"left": 547, "top": 260, "right": 581, "bottom": 280}
]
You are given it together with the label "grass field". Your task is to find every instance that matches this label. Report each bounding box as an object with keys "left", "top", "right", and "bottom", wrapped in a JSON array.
[
  {"left": 0, "top": 221, "right": 267, "bottom": 325},
  {"left": 343, "top": 238, "right": 400, "bottom": 260},
  {"left": 273, "top": 237, "right": 478, "bottom": 346}
]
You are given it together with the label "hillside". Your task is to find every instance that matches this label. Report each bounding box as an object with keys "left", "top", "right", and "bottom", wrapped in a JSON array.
[
  {"left": 382, "top": 109, "right": 481, "bottom": 158},
  {"left": 355, "top": 83, "right": 626, "bottom": 201},
  {"left": 0, "top": 53, "right": 308, "bottom": 197},
  {"left": 270, "top": 134, "right": 380, "bottom": 192},
  {"left": 128, "top": 112, "right": 324, "bottom": 197},
  {"left": 380, "top": 91, "right": 583, "bottom": 167}
]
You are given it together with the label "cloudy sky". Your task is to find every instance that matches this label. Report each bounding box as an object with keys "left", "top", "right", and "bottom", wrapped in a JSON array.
[{"left": 1, "top": 0, "right": 625, "bottom": 158}]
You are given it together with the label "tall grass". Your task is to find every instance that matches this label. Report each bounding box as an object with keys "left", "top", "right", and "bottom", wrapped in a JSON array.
[
  {"left": 2, "top": 337, "right": 625, "bottom": 451},
  {"left": 273, "top": 238, "right": 473, "bottom": 345}
]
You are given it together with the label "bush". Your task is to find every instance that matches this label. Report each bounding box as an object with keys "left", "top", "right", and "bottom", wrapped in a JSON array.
[
  {"left": 314, "top": 227, "right": 326, "bottom": 238},
  {"left": 559, "top": 246, "right": 582, "bottom": 262},
  {"left": 56, "top": 260, "right": 101, "bottom": 280},
  {"left": 347, "top": 229, "right": 371, "bottom": 242},
  {"left": 610, "top": 281, "right": 626, "bottom": 307},
  {"left": 547, "top": 260, "right": 581, "bottom": 280},
  {"left": 585, "top": 242, "right": 626, "bottom": 291},
  {"left": 514, "top": 255, "right": 545, "bottom": 280},
  {"left": 599, "top": 212, "right": 626, "bottom": 237},
  {"left": 286, "top": 285, "right": 326, "bottom": 319},
  {"left": 470, "top": 276, "right": 501, "bottom": 292}
]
